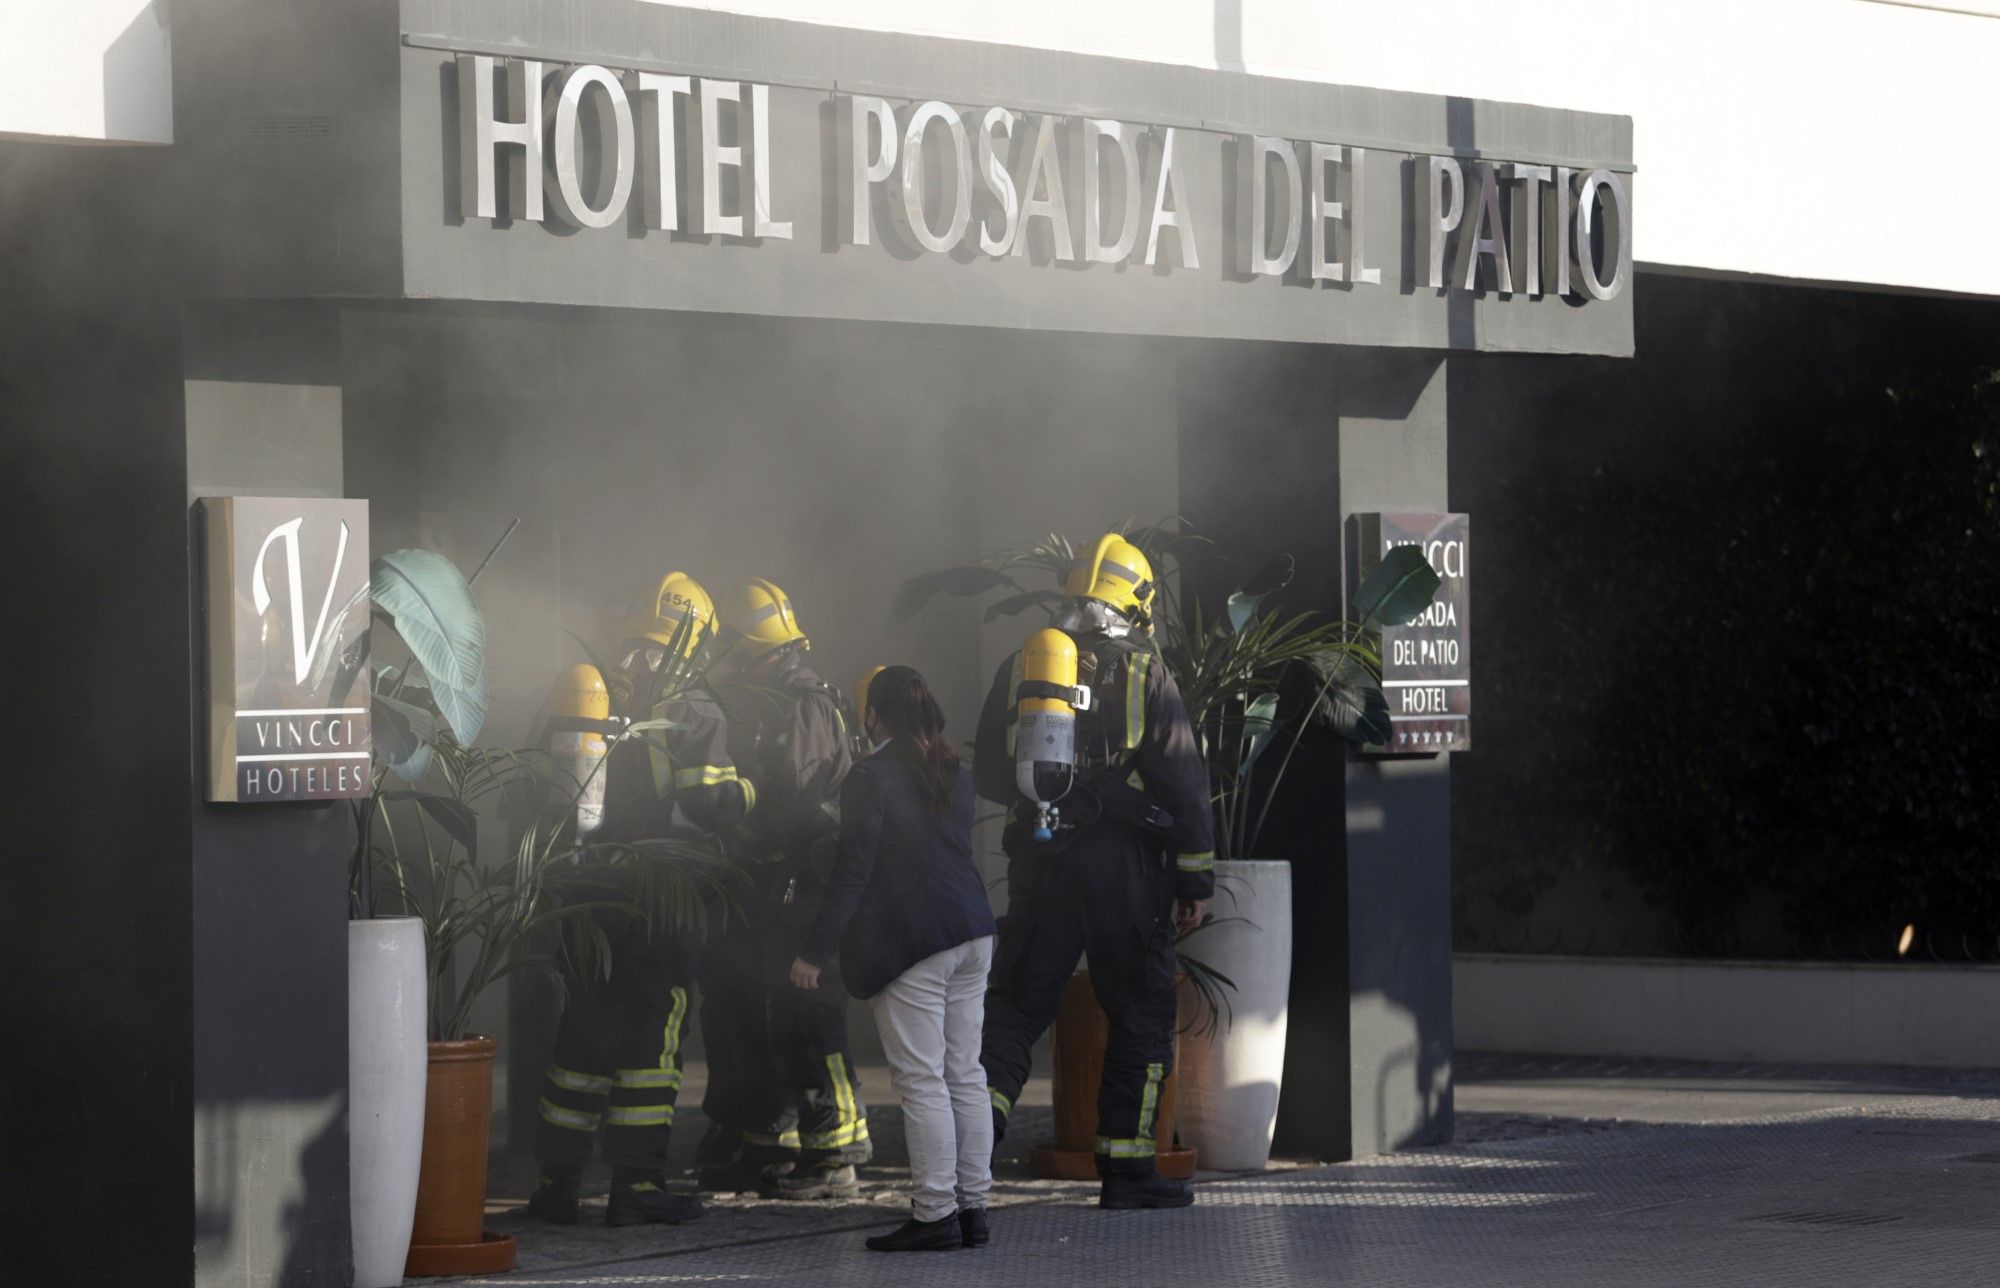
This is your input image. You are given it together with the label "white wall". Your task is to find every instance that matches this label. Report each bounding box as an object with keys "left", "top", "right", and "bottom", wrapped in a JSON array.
[
  {"left": 1457, "top": 953, "right": 2000, "bottom": 1068},
  {"left": 654, "top": 0, "right": 2000, "bottom": 298},
  {"left": 0, "top": 0, "right": 171, "bottom": 144},
  {"left": 16, "top": 1, "right": 1994, "bottom": 287}
]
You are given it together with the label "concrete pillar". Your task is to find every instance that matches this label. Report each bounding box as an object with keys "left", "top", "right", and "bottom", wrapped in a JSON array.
[
  {"left": 0, "top": 138, "right": 197, "bottom": 1286},
  {"left": 1178, "top": 342, "right": 1453, "bottom": 1162},
  {"left": 1335, "top": 355, "right": 1454, "bottom": 1158},
  {"left": 183, "top": 301, "right": 355, "bottom": 1287}
]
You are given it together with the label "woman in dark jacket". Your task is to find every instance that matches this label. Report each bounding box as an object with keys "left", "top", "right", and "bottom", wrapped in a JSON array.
[{"left": 789, "top": 665, "right": 997, "bottom": 1252}]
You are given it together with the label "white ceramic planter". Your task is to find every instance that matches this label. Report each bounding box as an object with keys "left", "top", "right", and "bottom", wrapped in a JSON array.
[
  {"left": 349, "top": 916, "right": 428, "bottom": 1288},
  {"left": 1176, "top": 859, "right": 1292, "bottom": 1171}
]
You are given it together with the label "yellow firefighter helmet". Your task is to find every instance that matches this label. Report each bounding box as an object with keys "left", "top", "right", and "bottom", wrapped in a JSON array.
[
  {"left": 619, "top": 571, "right": 715, "bottom": 658},
  {"left": 1064, "top": 534, "right": 1156, "bottom": 621},
  {"left": 716, "top": 577, "right": 809, "bottom": 655}
]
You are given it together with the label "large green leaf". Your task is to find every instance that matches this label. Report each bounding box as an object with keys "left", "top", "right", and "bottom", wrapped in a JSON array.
[
  {"left": 1226, "top": 554, "right": 1297, "bottom": 633},
  {"left": 383, "top": 789, "right": 480, "bottom": 857},
  {"left": 885, "top": 566, "right": 1017, "bottom": 631},
  {"left": 1239, "top": 692, "right": 1279, "bottom": 772},
  {"left": 1352, "top": 545, "right": 1441, "bottom": 626},
  {"left": 1310, "top": 649, "right": 1394, "bottom": 745},
  {"left": 372, "top": 549, "right": 489, "bottom": 743},
  {"left": 372, "top": 691, "right": 436, "bottom": 782}
]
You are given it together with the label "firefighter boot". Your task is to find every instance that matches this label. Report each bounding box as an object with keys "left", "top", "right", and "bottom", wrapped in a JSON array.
[
  {"left": 698, "top": 1132, "right": 797, "bottom": 1193},
  {"left": 526, "top": 1166, "right": 582, "bottom": 1225},
  {"left": 605, "top": 1169, "right": 705, "bottom": 1227},
  {"left": 695, "top": 1122, "right": 743, "bottom": 1170},
  {"left": 1099, "top": 1169, "right": 1195, "bottom": 1210},
  {"left": 761, "top": 1161, "right": 860, "bottom": 1200}
]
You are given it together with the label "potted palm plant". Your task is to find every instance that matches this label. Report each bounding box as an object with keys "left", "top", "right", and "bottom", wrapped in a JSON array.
[
  {"left": 888, "top": 523, "right": 1439, "bottom": 1171},
  {"left": 346, "top": 542, "right": 494, "bottom": 1288}
]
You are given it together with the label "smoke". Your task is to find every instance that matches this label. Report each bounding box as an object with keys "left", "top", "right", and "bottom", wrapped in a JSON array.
[{"left": 345, "top": 307, "right": 1183, "bottom": 761}]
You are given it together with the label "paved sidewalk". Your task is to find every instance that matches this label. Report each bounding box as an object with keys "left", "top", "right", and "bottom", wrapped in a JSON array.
[{"left": 457, "top": 1058, "right": 2000, "bottom": 1286}]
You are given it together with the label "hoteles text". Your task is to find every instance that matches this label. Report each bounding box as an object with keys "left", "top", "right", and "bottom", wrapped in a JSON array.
[{"left": 456, "top": 54, "right": 1630, "bottom": 300}]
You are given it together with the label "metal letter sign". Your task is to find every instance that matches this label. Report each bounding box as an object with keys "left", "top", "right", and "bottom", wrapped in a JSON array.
[
  {"left": 201, "top": 497, "right": 372, "bottom": 802},
  {"left": 1353, "top": 512, "right": 1470, "bottom": 754}
]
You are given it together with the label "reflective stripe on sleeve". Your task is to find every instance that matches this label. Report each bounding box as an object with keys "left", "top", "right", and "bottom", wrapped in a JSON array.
[
  {"left": 673, "top": 764, "right": 739, "bottom": 790},
  {"left": 1123, "top": 652, "right": 1151, "bottom": 750},
  {"left": 605, "top": 1104, "right": 675, "bottom": 1127},
  {"left": 1175, "top": 851, "right": 1215, "bottom": 874}
]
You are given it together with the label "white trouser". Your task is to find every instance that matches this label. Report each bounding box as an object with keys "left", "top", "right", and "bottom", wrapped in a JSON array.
[{"left": 867, "top": 936, "right": 997, "bottom": 1222}]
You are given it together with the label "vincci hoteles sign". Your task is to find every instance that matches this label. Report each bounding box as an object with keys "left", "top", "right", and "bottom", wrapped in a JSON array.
[
  {"left": 200, "top": 497, "right": 372, "bottom": 802},
  {"left": 449, "top": 54, "right": 1632, "bottom": 304}
]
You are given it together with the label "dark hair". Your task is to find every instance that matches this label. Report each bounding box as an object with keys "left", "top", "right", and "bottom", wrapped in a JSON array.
[{"left": 867, "top": 665, "right": 958, "bottom": 815}]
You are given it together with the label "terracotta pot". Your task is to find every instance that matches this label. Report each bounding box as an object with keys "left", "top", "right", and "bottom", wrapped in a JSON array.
[
  {"left": 1031, "top": 971, "right": 1196, "bottom": 1180},
  {"left": 404, "top": 1035, "right": 516, "bottom": 1278}
]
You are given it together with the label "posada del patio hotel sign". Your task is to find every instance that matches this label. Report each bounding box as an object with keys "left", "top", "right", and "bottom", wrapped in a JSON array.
[{"left": 445, "top": 50, "right": 1631, "bottom": 317}]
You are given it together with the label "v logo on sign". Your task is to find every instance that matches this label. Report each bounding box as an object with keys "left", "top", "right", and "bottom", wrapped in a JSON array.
[{"left": 252, "top": 517, "right": 352, "bottom": 688}]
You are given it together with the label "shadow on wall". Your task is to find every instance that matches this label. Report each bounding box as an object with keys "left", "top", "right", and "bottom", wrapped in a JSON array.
[
  {"left": 1359, "top": 995, "right": 1454, "bottom": 1158},
  {"left": 195, "top": 1093, "right": 349, "bottom": 1288}
]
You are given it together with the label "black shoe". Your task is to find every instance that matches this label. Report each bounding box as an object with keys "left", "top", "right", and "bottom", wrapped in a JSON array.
[
  {"left": 698, "top": 1157, "right": 789, "bottom": 1193},
  {"left": 1099, "top": 1171, "right": 1195, "bottom": 1210},
  {"left": 525, "top": 1170, "right": 580, "bottom": 1225},
  {"left": 866, "top": 1215, "right": 962, "bottom": 1251},
  {"left": 959, "top": 1207, "right": 989, "bottom": 1247},
  {"left": 760, "top": 1163, "right": 859, "bottom": 1200},
  {"left": 605, "top": 1180, "right": 705, "bottom": 1227}
]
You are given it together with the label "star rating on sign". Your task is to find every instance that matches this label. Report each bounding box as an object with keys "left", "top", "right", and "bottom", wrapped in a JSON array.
[{"left": 1394, "top": 724, "right": 1464, "bottom": 750}]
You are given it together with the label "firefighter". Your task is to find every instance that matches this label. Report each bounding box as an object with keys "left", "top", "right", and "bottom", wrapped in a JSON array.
[
  {"left": 705, "top": 576, "right": 872, "bottom": 1200},
  {"left": 974, "top": 534, "right": 1215, "bottom": 1210},
  {"left": 525, "top": 572, "right": 751, "bottom": 1228}
]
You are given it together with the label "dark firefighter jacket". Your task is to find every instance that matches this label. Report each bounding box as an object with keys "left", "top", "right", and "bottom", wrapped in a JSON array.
[
  {"left": 726, "top": 651, "right": 853, "bottom": 862},
  {"left": 973, "top": 632, "right": 1216, "bottom": 901},
  {"left": 598, "top": 684, "right": 751, "bottom": 842}
]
